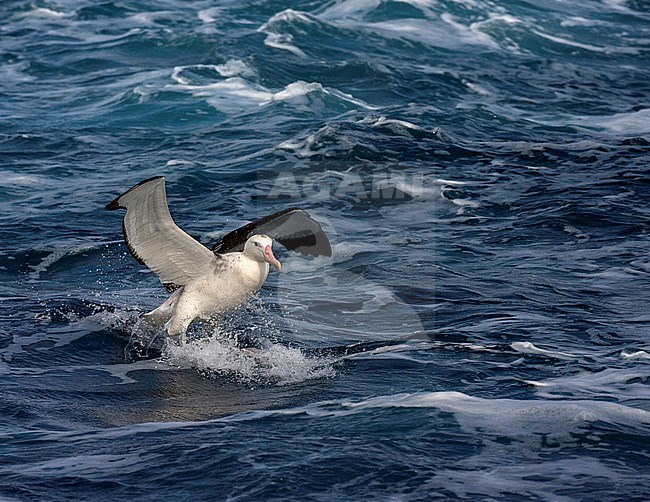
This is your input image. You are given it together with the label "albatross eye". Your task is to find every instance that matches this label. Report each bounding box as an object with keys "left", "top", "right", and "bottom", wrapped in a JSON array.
[{"left": 254, "top": 242, "right": 262, "bottom": 247}]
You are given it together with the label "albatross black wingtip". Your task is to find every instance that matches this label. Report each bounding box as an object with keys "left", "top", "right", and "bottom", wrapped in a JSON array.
[
  {"left": 105, "top": 175, "right": 166, "bottom": 211},
  {"left": 105, "top": 198, "right": 121, "bottom": 211}
]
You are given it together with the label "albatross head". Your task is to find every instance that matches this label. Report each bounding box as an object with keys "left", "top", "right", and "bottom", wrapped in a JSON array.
[{"left": 244, "top": 234, "right": 282, "bottom": 271}]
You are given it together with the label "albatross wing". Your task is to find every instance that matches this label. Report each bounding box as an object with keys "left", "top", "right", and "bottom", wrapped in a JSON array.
[
  {"left": 212, "top": 208, "right": 332, "bottom": 257},
  {"left": 106, "top": 176, "right": 215, "bottom": 290}
]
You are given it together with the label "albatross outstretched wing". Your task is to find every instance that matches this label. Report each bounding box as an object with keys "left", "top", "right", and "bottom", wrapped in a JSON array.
[
  {"left": 106, "top": 176, "right": 215, "bottom": 290},
  {"left": 212, "top": 208, "right": 332, "bottom": 257}
]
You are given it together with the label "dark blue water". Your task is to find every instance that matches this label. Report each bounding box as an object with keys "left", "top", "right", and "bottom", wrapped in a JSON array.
[{"left": 2, "top": 0, "right": 650, "bottom": 499}]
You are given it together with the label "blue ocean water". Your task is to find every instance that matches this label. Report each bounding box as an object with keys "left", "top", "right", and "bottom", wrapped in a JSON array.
[{"left": 1, "top": 0, "right": 650, "bottom": 499}]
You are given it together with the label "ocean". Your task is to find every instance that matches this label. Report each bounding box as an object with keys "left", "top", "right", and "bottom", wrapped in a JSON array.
[{"left": 1, "top": 0, "right": 649, "bottom": 499}]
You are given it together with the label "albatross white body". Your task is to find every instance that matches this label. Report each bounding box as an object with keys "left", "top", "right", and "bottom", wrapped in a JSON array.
[
  {"left": 145, "top": 235, "right": 279, "bottom": 340},
  {"left": 106, "top": 176, "right": 331, "bottom": 343}
]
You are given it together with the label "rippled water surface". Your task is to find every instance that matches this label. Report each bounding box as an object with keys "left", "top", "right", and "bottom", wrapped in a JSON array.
[{"left": 1, "top": 0, "right": 649, "bottom": 499}]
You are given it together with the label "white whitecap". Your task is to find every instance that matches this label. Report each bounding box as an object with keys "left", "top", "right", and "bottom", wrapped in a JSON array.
[
  {"left": 223, "top": 391, "right": 650, "bottom": 437},
  {"left": 130, "top": 11, "right": 176, "bottom": 26},
  {"left": 561, "top": 16, "right": 608, "bottom": 27},
  {"left": 318, "top": 0, "right": 382, "bottom": 21},
  {"left": 530, "top": 367, "right": 650, "bottom": 401},
  {"left": 214, "top": 59, "right": 256, "bottom": 78},
  {"left": 197, "top": 7, "right": 221, "bottom": 23},
  {"left": 257, "top": 9, "right": 314, "bottom": 57},
  {"left": 169, "top": 69, "right": 376, "bottom": 114},
  {"left": 531, "top": 29, "right": 633, "bottom": 54},
  {"left": 579, "top": 108, "right": 650, "bottom": 135},
  {"left": 165, "top": 159, "right": 194, "bottom": 167},
  {"left": 1, "top": 172, "right": 42, "bottom": 187},
  {"left": 29, "top": 243, "right": 100, "bottom": 280},
  {"left": 26, "top": 7, "right": 69, "bottom": 19},
  {"left": 511, "top": 341, "right": 576, "bottom": 360},
  {"left": 464, "top": 80, "right": 491, "bottom": 96},
  {"left": 621, "top": 350, "right": 650, "bottom": 360},
  {"left": 260, "top": 32, "right": 306, "bottom": 57}
]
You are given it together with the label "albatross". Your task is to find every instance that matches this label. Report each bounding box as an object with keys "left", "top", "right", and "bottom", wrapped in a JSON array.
[{"left": 106, "top": 176, "right": 331, "bottom": 343}]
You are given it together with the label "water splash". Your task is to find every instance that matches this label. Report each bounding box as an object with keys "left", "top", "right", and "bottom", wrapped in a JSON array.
[{"left": 164, "top": 333, "right": 336, "bottom": 386}]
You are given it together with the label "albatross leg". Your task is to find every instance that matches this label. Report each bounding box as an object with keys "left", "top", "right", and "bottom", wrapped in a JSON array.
[
  {"left": 143, "top": 288, "right": 183, "bottom": 326},
  {"left": 164, "top": 315, "right": 194, "bottom": 346}
]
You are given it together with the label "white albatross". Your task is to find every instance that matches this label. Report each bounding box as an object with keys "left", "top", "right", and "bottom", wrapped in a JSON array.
[{"left": 106, "top": 176, "right": 331, "bottom": 343}]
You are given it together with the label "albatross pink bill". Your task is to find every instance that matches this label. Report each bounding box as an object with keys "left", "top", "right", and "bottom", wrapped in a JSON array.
[{"left": 264, "top": 245, "right": 282, "bottom": 271}]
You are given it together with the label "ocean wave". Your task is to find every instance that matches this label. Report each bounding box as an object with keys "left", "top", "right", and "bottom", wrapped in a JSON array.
[
  {"left": 1, "top": 0, "right": 649, "bottom": 497},
  {"left": 168, "top": 62, "right": 376, "bottom": 114},
  {"left": 277, "top": 115, "right": 448, "bottom": 159},
  {"left": 257, "top": 9, "right": 316, "bottom": 57},
  {"left": 528, "top": 366, "right": 650, "bottom": 401},
  {"left": 203, "top": 390, "right": 650, "bottom": 438}
]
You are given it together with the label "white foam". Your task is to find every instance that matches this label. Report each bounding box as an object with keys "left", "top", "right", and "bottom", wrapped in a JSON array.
[
  {"left": 130, "top": 11, "right": 176, "bottom": 25},
  {"left": 368, "top": 17, "right": 495, "bottom": 50},
  {"left": 227, "top": 391, "right": 650, "bottom": 436},
  {"left": 170, "top": 71, "right": 375, "bottom": 114},
  {"left": 215, "top": 59, "right": 256, "bottom": 78},
  {"left": 531, "top": 367, "right": 650, "bottom": 401},
  {"left": 507, "top": 107, "right": 650, "bottom": 136},
  {"left": 29, "top": 244, "right": 97, "bottom": 280},
  {"left": 524, "top": 380, "right": 552, "bottom": 388},
  {"left": 263, "top": 8, "right": 314, "bottom": 25},
  {"left": 443, "top": 14, "right": 501, "bottom": 48},
  {"left": 581, "top": 108, "right": 650, "bottom": 135},
  {"left": 434, "top": 178, "right": 468, "bottom": 186},
  {"left": 440, "top": 185, "right": 479, "bottom": 208},
  {"left": 563, "top": 225, "right": 590, "bottom": 240},
  {"left": 197, "top": 7, "right": 221, "bottom": 23},
  {"left": 257, "top": 9, "right": 313, "bottom": 57},
  {"left": 1, "top": 172, "right": 42, "bottom": 186},
  {"left": 532, "top": 29, "right": 606, "bottom": 53},
  {"left": 464, "top": 80, "right": 491, "bottom": 96},
  {"left": 359, "top": 115, "right": 429, "bottom": 132},
  {"left": 169, "top": 76, "right": 272, "bottom": 112},
  {"left": 165, "top": 159, "right": 194, "bottom": 167},
  {"left": 277, "top": 125, "right": 339, "bottom": 157},
  {"left": 342, "top": 342, "right": 436, "bottom": 363},
  {"left": 278, "top": 115, "right": 434, "bottom": 157},
  {"left": 27, "top": 7, "right": 68, "bottom": 19},
  {"left": 561, "top": 16, "right": 607, "bottom": 27},
  {"left": 280, "top": 82, "right": 377, "bottom": 109},
  {"left": 318, "top": 0, "right": 382, "bottom": 21},
  {"left": 621, "top": 350, "right": 650, "bottom": 360},
  {"left": 261, "top": 32, "right": 306, "bottom": 57},
  {"left": 165, "top": 335, "right": 335, "bottom": 385},
  {"left": 399, "top": 0, "right": 437, "bottom": 8},
  {"left": 449, "top": 197, "right": 480, "bottom": 208},
  {"left": 344, "top": 392, "right": 650, "bottom": 424},
  {"left": 511, "top": 341, "right": 576, "bottom": 360},
  {"left": 171, "top": 61, "right": 255, "bottom": 84},
  {"left": 391, "top": 180, "right": 441, "bottom": 199},
  {"left": 272, "top": 81, "right": 322, "bottom": 101},
  {"left": 602, "top": 0, "right": 636, "bottom": 14},
  {"left": 471, "top": 13, "right": 520, "bottom": 27}
]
